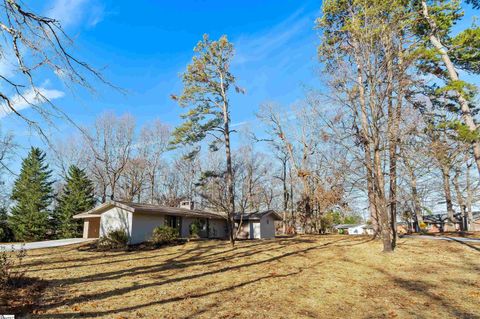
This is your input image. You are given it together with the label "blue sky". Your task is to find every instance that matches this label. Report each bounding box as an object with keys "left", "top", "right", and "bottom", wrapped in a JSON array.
[
  {"left": 0, "top": 0, "right": 323, "bottom": 162},
  {"left": 1, "top": 0, "right": 479, "bottom": 173}
]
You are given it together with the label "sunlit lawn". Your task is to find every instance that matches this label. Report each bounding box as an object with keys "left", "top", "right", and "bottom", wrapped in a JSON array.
[{"left": 2, "top": 235, "right": 479, "bottom": 318}]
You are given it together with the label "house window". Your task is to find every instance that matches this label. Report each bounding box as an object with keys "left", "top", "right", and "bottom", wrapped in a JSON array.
[
  {"left": 266, "top": 219, "right": 269, "bottom": 224},
  {"left": 165, "top": 215, "right": 181, "bottom": 229}
]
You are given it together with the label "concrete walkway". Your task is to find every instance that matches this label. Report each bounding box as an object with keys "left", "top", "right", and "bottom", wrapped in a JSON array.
[
  {"left": 403, "top": 235, "right": 480, "bottom": 243},
  {"left": 0, "top": 238, "right": 94, "bottom": 251}
]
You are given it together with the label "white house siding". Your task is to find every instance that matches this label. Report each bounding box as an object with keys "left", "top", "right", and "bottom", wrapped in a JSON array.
[
  {"left": 130, "top": 213, "right": 165, "bottom": 244},
  {"left": 83, "top": 220, "right": 89, "bottom": 239},
  {"left": 99, "top": 207, "right": 133, "bottom": 240},
  {"left": 259, "top": 215, "right": 276, "bottom": 239},
  {"left": 250, "top": 222, "right": 261, "bottom": 239},
  {"left": 347, "top": 225, "right": 367, "bottom": 235}
]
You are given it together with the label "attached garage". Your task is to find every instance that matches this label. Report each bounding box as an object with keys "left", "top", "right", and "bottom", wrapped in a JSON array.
[{"left": 234, "top": 210, "right": 283, "bottom": 239}]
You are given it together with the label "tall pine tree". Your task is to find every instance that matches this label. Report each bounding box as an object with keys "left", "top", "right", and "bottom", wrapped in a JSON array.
[
  {"left": 54, "top": 165, "right": 95, "bottom": 238},
  {"left": 10, "top": 147, "right": 53, "bottom": 241}
]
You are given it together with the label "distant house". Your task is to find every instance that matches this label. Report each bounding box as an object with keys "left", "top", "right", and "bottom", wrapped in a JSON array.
[
  {"left": 334, "top": 224, "right": 373, "bottom": 235},
  {"left": 73, "top": 201, "right": 282, "bottom": 244},
  {"left": 422, "top": 211, "right": 480, "bottom": 232},
  {"left": 234, "top": 210, "right": 283, "bottom": 239}
]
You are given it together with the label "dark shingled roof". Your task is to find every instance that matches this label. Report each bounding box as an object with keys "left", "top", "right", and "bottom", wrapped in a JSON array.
[
  {"left": 73, "top": 201, "right": 226, "bottom": 220},
  {"left": 233, "top": 210, "right": 283, "bottom": 221}
]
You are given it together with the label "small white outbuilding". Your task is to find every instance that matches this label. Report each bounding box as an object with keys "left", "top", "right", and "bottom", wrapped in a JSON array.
[{"left": 234, "top": 210, "right": 283, "bottom": 239}]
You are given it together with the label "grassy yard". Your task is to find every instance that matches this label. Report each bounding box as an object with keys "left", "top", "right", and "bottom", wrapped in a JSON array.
[{"left": 2, "top": 235, "right": 479, "bottom": 318}]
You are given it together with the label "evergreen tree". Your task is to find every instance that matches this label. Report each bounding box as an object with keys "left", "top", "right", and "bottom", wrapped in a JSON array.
[
  {"left": 9, "top": 147, "right": 53, "bottom": 241},
  {"left": 54, "top": 165, "right": 95, "bottom": 238},
  {"left": 0, "top": 205, "right": 13, "bottom": 242},
  {"left": 171, "top": 35, "right": 240, "bottom": 246}
]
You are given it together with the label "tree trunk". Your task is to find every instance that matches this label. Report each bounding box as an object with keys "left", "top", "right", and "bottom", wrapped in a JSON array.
[
  {"left": 466, "top": 159, "right": 474, "bottom": 230},
  {"left": 150, "top": 173, "right": 155, "bottom": 204},
  {"left": 441, "top": 166, "right": 455, "bottom": 231},
  {"left": 405, "top": 160, "right": 423, "bottom": 232},
  {"left": 223, "top": 111, "right": 235, "bottom": 247},
  {"left": 421, "top": 0, "right": 480, "bottom": 178},
  {"left": 452, "top": 168, "right": 467, "bottom": 231},
  {"left": 374, "top": 141, "right": 392, "bottom": 252},
  {"left": 281, "top": 156, "right": 289, "bottom": 234}
]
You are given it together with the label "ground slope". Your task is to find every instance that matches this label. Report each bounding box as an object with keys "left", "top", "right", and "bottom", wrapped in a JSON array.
[{"left": 3, "top": 235, "right": 479, "bottom": 318}]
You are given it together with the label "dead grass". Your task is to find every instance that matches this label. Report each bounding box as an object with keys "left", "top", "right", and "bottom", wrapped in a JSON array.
[{"left": 2, "top": 235, "right": 479, "bottom": 319}]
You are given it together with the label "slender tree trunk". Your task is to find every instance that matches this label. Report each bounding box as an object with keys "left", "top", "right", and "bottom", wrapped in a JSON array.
[
  {"left": 421, "top": 1, "right": 480, "bottom": 178},
  {"left": 289, "top": 166, "right": 296, "bottom": 233},
  {"left": 466, "top": 160, "right": 474, "bottom": 230},
  {"left": 452, "top": 168, "right": 466, "bottom": 231},
  {"left": 441, "top": 166, "right": 455, "bottom": 231},
  {"left": 386, "top": 39, "right": 402, "bottom": 249},
  {"left": 405, "top": 160, "right": 423, "bottom": 231},
  {"left": 282, "top": 156, "right": 288, "bottom": 234},
  {"left": 374, "top": 140, "right": 392, "bottom": 252},
  {"left": 150, "top": 173, "right": 155, "bottom": 204},
  {"left": 222, "top": 110, "right": 235, "bottom": 247}
]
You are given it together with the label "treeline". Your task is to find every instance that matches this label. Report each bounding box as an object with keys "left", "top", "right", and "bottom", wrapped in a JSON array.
[
  {"left": 1, "top": 147, "right": 94, "bottom": 241},
  {"left": 0, "top": 108, "right": 362, "bottom": 242},
  {"left": 1, "top": 1, "right": 479, "bottom": 251}
]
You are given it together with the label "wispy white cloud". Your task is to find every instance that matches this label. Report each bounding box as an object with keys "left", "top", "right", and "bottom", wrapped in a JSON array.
[
  {"left": 46, "top": 0, "right": 105, "bottom": 29},
  {"left": 233, "top": 9, "right": 313, "bottom": 66},
  {"left": 0, "top": 88, "right": 65, "bottom": 118}
]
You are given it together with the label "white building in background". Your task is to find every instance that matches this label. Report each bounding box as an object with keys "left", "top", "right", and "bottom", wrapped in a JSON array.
[{"left": 334, "top": 224, "right": 374, "bottom": 235}]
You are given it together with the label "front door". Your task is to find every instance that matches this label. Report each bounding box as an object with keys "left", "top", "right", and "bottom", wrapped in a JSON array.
[
  {"left": 87, "top": 218, "right": 100, "bottom": 238},
  {"left": 252, "top": 222, "right": 261, "bottom": 239}
]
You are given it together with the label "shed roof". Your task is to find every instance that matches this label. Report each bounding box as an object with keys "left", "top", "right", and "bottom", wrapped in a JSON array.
[
  {"left": 233, "top": 210, "right": 283, "bottom": 221},
  {"left": 73, "top": 201, "right": 226, "bottom": 220}
]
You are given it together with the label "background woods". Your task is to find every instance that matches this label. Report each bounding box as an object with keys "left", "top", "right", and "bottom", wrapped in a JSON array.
[{"left": 0, "top": 1, "right": 479, "bottom": 253}]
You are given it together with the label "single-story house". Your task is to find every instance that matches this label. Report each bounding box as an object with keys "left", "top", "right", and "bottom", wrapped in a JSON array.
[
  {"left": 234, "top": 210, "right": 283, "bottom": 239},
  {"left": 74, "top": 200, "right": 228, "bottom": 244},
  {"left": 334, "top": 224, "right": 373, "bottom": 235},
  {"left": 74, "top": 201, "right": 282, "bottom": 244}
]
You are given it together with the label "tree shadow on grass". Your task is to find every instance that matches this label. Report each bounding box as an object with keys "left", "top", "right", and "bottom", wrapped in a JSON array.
[
  {"left": 343, "top": 257, "right": 480, "bottom": 319},
  {"left": 41, "top": 236, "right": 340, "bottom": 286},
  {"left": 32, "top": 237, "right": 349, "bottom": 317},
  {"left": 0, "top": 277, "right": 48, "bottom": 316},
  {"left": 444, "top": 237, "right": 480, "bottom": 252}
]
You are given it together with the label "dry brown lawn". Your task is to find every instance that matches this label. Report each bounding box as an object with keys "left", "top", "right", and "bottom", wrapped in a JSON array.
[{"left": 2, "top": 235, "right": 480, "bottom": 319}]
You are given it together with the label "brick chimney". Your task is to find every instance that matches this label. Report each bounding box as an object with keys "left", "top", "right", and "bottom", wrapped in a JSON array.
[{"left": 179, "top": 200, "right": 194, "bottom": 210}]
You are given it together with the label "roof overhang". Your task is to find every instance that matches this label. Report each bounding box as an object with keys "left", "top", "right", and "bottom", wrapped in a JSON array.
[
  {"left": 73, "top": 201, "right": 226, "bottom": 220},
  {"left": 234, "top": 210, "right": 283, "bottom": 221}
]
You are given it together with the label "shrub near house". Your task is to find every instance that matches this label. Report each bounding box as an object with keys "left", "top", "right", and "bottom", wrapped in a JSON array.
[{"left": 151, "top": 226, "right": 179, "bottom": 246}]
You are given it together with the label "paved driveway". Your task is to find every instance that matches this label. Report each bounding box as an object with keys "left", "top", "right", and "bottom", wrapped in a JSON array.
[
  {"left": 0, "top": 238, "right": 95, "bottom": 251},
  {"left": 403, "top": 235, "right": 480, "bottom": 243}
]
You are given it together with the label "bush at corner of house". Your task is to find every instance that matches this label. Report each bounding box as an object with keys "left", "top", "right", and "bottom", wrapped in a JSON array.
[
  {"left": 151, "top": 226, "right": 179, "bottom": 246},
  {"left": 97, "top": 229, "right": 129, "bottom": 250}
]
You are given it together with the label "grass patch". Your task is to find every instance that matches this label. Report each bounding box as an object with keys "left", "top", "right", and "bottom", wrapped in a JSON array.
[{"left": 2, "top": 235, "right": 480, "bottom": 318}]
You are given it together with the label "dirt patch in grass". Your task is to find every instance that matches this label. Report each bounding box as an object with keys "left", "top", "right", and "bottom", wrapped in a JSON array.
[{"left": 4, "top": 235, "right": 480, "bottom": 318}]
